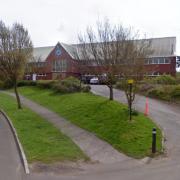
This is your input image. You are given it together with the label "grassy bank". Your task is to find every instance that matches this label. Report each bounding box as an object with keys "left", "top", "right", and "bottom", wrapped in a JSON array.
[
  {"left": 0, "top": 93, "right": 86, "bottom": 163},
  {"left": 18, "top": 86, "right": 162, "bottom": 158}
]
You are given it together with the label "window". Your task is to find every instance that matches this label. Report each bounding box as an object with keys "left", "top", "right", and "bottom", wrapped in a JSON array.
[
  {"left": 153, "top": 58, "right": 158, "bottom": 64},
  {"left": 145, "top": 57, "right": 171, "bottom": 65},
  {"left": 52, "top": 60, "right": 67, "bottom": 72},
  {"left": 159, "top": 58, "right": 165, "bottom": 64},
  {"left": 165, "top": 58, "right": 170, "bottom": 64}
]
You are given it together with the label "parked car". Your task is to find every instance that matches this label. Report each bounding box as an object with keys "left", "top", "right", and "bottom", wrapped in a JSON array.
[{"left": 90, "top": 77, "right": 99, "bottom": 84}]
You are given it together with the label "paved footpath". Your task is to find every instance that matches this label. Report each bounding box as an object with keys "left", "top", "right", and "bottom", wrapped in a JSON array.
[
  {"left": 0, "top": 113, "right": 25, "bottom": 180},
  {"left": 7, "top": 92, "right": 130, "bottom": 164}
]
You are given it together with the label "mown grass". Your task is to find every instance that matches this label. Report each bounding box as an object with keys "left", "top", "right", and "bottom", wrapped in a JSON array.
[
  {"left": 18, "top": 86, "right": 162, "bottom": 158},
  {"left": 0, "top": 93, "right": 86, "bottom": 163}
]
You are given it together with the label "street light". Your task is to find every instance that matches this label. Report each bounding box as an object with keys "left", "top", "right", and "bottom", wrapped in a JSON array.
[{"left": 127, "top": 79, "right": 134, "bottom": 121}]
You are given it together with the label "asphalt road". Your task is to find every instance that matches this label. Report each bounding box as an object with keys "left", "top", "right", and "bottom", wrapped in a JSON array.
[{"left": 0, "top": 113, "right": 25, "bottom": 180}]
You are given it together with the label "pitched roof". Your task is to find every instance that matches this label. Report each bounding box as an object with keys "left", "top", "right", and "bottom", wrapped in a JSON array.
[
  {"left": 32, "top": 46, "right": 54, "bottom": 62},
  {"left": 32, "top": 37, "right": 177, "bottom": 62}
]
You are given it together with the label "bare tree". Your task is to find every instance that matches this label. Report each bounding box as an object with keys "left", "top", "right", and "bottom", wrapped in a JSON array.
[
  {"left": 0, "top": 21, "right": 33, "bottom": 109},
  {"left": 77, "top": 19, "right": 152, "bottom": 101}
]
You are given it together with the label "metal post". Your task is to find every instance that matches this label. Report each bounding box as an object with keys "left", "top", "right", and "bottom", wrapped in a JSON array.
[{"left": 152, "top": 128, "right": 156, "bottom": 154}]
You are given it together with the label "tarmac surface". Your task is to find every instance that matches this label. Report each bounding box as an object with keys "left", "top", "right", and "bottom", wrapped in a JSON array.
[
  {"left": 0, "top": 113, "right": 25, "bottom": 180},
  {"left": 1, "top": 86, "right": 180, "bottom": 180}
]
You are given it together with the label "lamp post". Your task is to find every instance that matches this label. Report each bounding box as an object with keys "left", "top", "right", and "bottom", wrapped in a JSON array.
[{"left": 127, "top": 79, "right": 134, "bottom": 121}]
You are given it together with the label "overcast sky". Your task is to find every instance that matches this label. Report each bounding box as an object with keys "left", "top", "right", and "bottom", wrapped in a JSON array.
[{"left": 1, "top": 0, "right": 180, "bottom": 54}]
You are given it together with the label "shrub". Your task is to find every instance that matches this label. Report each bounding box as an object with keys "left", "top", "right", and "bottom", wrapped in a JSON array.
[
  {"left": 0, "top": 80, "right": 4, "bottom": 89},
  {"left": 52, "top": 83, "right": 70, "bottom": 93},
  {"left": 60, "top": 77, "right": 81, "bottom": 92},
  {"left": 81, "top": 85, "right": 91, "bottom": 92},
  {"left": 148, "top": 88, "right": 171, "bottom": 101},
  {"left": 116, "top": 81, "right": 123, "bottom": 89},
  {"left": 152, "top": 75, "right": 176, "bottom": 85},
  {"left": 2, "top": 80, "right": 14, "bottom": 89},
  {"left": 52, "top": 77, "right": 91, "bottom": 93},
  {"left": 37, "top": 80, "right": 56, "bottom": 89},
  {"left": 176, "top": 76, "right": 180, "bottom": 84},
  {"left": 18, "top": 80, "right": 37, "bottom": 87},
  {"left": 17, "top": 77, "right": 91, "bottom": 94},
  {"left": 171, "top": 85, "right": 180, "bottom": 99},
  {"left": 138, "top": 83, "right": 155, "bottom": 93}
]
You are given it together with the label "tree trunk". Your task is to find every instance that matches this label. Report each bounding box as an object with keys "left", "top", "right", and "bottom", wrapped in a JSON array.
[
  {"left": 79, "top": 75, "right": 82, "bottom": 88},
  {"left": 109, "top": 85, "right": 113, "bottom": 101},
  {"left": 14, "top": 83, "right": 22, "bottom": 109}
]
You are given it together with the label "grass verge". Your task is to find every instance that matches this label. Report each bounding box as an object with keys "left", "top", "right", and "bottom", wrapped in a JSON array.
[
  {"left": 18, "top": 86, "right": 162, "bottom": 158},
  {"left": 0, "top": 92, "right": 86, "bottom": 163}
]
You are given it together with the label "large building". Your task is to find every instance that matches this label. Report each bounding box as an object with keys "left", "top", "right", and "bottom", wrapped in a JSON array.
[{"left": 25, "top": 37, "right": 178, "bottom": 80}]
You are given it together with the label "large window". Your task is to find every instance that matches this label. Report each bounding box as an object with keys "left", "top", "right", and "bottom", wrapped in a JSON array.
[
  {"left": 145, "top": 57, "right": 171, "bottom": 65},
  {"left": 52, "top": 60, "right": 67, "bottom": 72}
]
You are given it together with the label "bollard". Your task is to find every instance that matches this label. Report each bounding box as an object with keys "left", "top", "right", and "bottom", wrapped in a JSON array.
[{"left": 152, "top": 128, "right": 156, "bottom": 154}]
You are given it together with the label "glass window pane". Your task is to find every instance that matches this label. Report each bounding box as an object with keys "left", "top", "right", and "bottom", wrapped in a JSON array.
[
  {"left": 153, "top": 58, "right": 158, "bottom": 64},
  {"left": 159, "top": 58, "right": 165, "bottom": 64},
  {"left": 165, "top": 58, "right": 170, "bottom": 64}
]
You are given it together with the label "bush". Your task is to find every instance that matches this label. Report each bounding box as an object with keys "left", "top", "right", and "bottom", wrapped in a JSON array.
[
  {"left": 18, "top": 80, "right": 37, "bottom": 87},
  {"left": 116, "top": 81, "right": 123, "bottom": 89},
  {"left": 152, "top": 75, "right": 176, "bottom": 85},
  {"left": 52, "top": 77, "right": 91, "bottom": 94},
  {"left": 81, "top": 85, "right": 91, "bottom": 92},
  {"left": 0, "top": 80, "right": 4, "bottom": 89},
  {"left": 138, "top": 83, "right": 155, "bottom": 93},
  {"left": 148, "top": 88, "right": 171, "bottom": 101},
  {"left": 2, "top": 80, "right": 14, "bottom": 89},
  {"left": 17, "top": 77, "right": 91, "bottom": 94},
  {"left": 61, "top": 77, "right": 81, "bottom": 92},
  {"left": 171, "top": 85, "right": 180, "bottom": 99},
  {"left": 52, "top": 83, "right": 69, "bottom": 93},
  {"left": 37, "top": 80, "right": 56, "bottom": 89}
]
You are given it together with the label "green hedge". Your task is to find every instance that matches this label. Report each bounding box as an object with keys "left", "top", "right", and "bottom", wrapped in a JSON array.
[
  {"left": 147, "top": 85, "right": 180, "bottom": 101},
  {"left": 17, "top": 77, "right": 91, "bottom": 93},
  {"left": 144, "top": 75, "right": 177, "bottom": 85},
  {"left": 17, "top": 80, "right": 37, "bottom": 87}
]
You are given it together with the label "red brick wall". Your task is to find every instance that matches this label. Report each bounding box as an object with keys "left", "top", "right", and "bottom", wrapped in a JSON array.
[
  {"left": 45, "top": 43, "right": 79, "bottom": 76},
  {"left": 144, "top": 56, "right": 176, "bottom": 76}
]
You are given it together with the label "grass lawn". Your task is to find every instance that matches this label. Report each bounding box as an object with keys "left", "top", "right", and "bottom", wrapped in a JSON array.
[
  {"left": 18, "top": 86, "right": 162, "bottom": 158},
  {"left": 0, "top": 93, "right": 86, "bottom": 163}
]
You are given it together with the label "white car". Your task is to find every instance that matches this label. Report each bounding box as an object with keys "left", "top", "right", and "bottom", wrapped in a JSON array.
[{"left": 90, "top": 77, "right": 99, "bottom": 84}]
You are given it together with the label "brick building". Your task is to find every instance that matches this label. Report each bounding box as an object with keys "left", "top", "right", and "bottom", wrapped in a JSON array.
[{"left": 25, "top": 37, "right": 178, "bottom": 80}]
